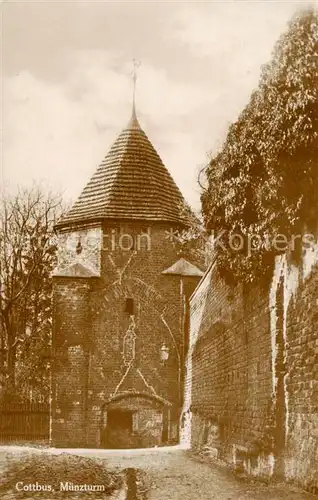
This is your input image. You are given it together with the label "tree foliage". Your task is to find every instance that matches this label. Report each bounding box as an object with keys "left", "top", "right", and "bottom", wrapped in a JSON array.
[
  {"left": 0, "top": 186, "right": 63, "bottom": 401},
  {"left": 165, "top": 201, "right": 211, "bottom": 271},
  {"left": 201, "top": 8, "right": 318, "bottom": 284}
]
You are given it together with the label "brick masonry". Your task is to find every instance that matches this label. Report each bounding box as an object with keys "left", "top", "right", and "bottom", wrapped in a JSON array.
[
  {"left": 51, "top": 213, "right": 317, "bottom": 489},
  {"left": 51, "top": 221, "right": 200, "bottom": 448},
  {"left": 182, "top": 249, "right": 318, "bottom": 492}
]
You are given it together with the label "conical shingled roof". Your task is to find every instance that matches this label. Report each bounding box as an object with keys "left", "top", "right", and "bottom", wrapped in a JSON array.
[{"left": 56, "top": 109, "right": 187, "bottom": 229}]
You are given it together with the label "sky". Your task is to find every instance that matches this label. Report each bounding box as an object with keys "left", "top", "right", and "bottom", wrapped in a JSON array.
[{"left": 1, "top": 0, "right": 315, "bottom": 210}]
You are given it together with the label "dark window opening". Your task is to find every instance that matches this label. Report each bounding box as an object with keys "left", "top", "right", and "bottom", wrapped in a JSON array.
[
  {"left": 76, "top": 238, "right": 82, "bottom": 255},
  {"left": 125, "top": 298, "right": 134, "bottom": 315}
]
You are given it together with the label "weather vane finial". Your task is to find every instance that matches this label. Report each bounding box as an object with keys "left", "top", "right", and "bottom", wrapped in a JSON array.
[{"left": 131, "top": 59, "right": 141, "bottom": 113}]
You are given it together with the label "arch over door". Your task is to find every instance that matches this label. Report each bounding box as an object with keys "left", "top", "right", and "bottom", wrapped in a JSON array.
[{"left": 101, "top": 393, "right": 170, "bottom": 449}]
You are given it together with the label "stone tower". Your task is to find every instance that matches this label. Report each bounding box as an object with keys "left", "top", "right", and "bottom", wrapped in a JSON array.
[{"left": 51, "top": 105, "right": 203, "bottom": 448}]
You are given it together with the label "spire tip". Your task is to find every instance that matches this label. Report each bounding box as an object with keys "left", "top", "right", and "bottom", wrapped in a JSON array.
[{"left": 127, "top": 59, "right": 141, "bottom": 129}]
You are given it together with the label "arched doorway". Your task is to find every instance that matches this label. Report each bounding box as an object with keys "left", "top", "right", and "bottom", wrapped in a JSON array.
[{"left": 100, "top": 392, "right": 171, "bottom": 449}]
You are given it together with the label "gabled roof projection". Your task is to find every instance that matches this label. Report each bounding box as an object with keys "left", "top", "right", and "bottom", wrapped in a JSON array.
[
  {"left": 56, "top": 107, "right": 188, "bottom": 229},
  {"left": 52, "top": 262, "right": 99, "bottom": 278},
  {"left": 162, "top": 258, "right": 204, "bottom": 277}
]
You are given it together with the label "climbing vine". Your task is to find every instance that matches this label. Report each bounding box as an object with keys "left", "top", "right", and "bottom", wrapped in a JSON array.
[{"left": 201, "top": 8, "right": 318, "bottom": 284}]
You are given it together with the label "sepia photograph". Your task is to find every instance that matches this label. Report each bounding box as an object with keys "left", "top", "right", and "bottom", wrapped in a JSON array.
[{"left": 0, "top": 0, "right": 317, "bottom": 498}]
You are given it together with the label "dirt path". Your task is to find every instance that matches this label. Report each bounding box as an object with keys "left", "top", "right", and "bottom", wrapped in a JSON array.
[
  {"left": 93, "top": 448, "right": 314, "bottom": 500},
  {"left": 0, "top": 446, "right": 315, "bottom": 500}
]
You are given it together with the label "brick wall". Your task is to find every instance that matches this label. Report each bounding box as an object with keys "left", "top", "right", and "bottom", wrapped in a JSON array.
[
  {"left": 183, "top": 262, "right": 274, "bottom": 472},
  {"left": 85, "top": 222, "right": 186, "bottom": 447},
  {"left": 51, "top": 277, "right": 93, "bottom": 447},
  {"left": 52, "top": 221, "right": 193, "bottom": 448},
  {"left": 185, "top": 251, "right": 318, "bottom": 491},
  {"left": 284, "top": 253, "right": 318, "bottom": 492}
]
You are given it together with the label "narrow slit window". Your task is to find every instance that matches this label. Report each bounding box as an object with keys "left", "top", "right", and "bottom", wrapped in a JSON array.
[{"left": 125, "top": 298, "right": 134, "bottom": 315}]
